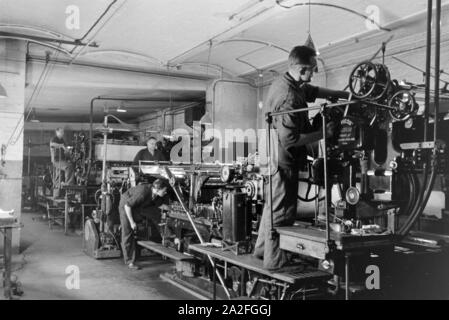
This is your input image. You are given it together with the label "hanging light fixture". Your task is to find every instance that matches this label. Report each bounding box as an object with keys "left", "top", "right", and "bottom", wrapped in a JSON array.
[
  {"left": 304, "top": 0, "right": 319, "bottom": 55},
  {"left": 200, "top": 111, "right": 212, "bottom": 125},
  {"left": 0, "top": 50, "right": 8, "bottom": 98},
  {"left": 0, "top": 82, "right": 7, "bottom": 98},
  {"left": 116, "top": 102, "right": 127, "bottom": 113}
]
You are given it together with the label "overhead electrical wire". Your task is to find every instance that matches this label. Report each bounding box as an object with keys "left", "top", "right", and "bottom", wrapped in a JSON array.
[{"left": 275, "top": 0, "right": 391, "bottom": 32}]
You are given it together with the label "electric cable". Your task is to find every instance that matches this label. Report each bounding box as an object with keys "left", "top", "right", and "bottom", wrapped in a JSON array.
[{"left": 275, "top": 1, "right": 391, "bottom": 32}]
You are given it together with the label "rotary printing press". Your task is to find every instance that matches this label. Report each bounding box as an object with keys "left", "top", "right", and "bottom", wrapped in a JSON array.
[
  {"left": 138, "top": 161, "right": 264, "bottom": 255},
  {"left": 273, "top": 60, "right": 449, "bottom": 299},
  {"left": 138, "top": 60, "right": 449, "bottom": 300},
  {"left": 138, "top": 161, "right": 334, "bottom": 300}
]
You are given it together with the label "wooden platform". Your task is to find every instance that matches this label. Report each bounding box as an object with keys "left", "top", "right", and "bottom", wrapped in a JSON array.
[
  {"left": 188, "top": 244, "right": 331, "bottom": 285},
  {"left": 138, "top": 241, "right": 195, "bottom": 261}
]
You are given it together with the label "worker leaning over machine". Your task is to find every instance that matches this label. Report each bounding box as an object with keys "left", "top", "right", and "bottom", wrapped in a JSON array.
[
  {"left": 133, "top": 136, "right": 167, "bottom": 164},
  {"left": 119, "top": 178, "right": 169, "bottom": 270},
  {"left": 49, "top": 127, "right": 75, "bottom": 186},
  {"left": 254, "top": 46, "right": 350, "bottom": 270}
]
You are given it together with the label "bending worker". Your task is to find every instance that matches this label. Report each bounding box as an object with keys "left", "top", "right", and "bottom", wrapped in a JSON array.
[
  {"left": 119, "top": 178, "right": 168, "bottom": 270},
  {"left": 254, "top": 46, "right": 350, "bottom": 270}
]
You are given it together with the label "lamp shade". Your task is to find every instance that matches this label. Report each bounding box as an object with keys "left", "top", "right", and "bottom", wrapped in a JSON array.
[
  {"left": 0, "top": 83, "right": 7, "bottom": 98},
  {"left": 200, "top": 111, "right": 212, "bottom": 125}
]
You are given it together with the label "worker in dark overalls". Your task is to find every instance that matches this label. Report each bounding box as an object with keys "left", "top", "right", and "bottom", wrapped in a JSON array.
[
  {"left": 119, "top": 178, "right": 168, "bottom": 270},
  {"left": 254, "top": 46, "right": 349, "bottom": 270}
]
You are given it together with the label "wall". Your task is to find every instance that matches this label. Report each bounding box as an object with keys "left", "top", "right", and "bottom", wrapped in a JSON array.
[
  {"left": 0, "top": 39, "right": 26, "bottom": 252},
  {"left": 205, "top": 80, "right": 258, "bottom": 163}
]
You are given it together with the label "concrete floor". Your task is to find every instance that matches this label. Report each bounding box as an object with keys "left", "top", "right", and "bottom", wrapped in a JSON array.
[{"left": 6, "top": 211, "right": 194, "bottom": 300}]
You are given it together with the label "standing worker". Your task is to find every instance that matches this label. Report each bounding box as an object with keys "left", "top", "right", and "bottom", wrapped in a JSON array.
[
  {"left": 49, "top": 128, "right": 75, "bottom": 187},
  {"left": 254, "top": 46, "right": 350, "bottom": 270},
  {"left": 133, "top": 137, "right": 167, "bottom": 164}
]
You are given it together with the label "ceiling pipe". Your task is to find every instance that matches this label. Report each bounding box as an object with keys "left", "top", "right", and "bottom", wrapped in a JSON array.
[
  {"left": 0, "top": 24, "right": 76, "bottom": 41},
  {"left": 69, "top": 0, "right": 118, "bottom": 54},
  {"left": 216, "top": 38, "right": 289, "bottom": 53},
  {"left": 0, "top": 31, "right": 97, "bottom": 48},
  {"left": 70, "top": 0, "right": 127, "bottom": 64},
  {"left": 27, "top": 55, "right": 213, "bottom": 81},
  {"left": 78, "top": 49, "right": 165, "bottom": 66},
  {"left": 275, "top": 0, "right": 391, "bottom": 31}
]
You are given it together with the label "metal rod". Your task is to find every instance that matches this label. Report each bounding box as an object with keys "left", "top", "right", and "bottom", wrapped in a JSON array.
[
  {"left": 345, "top": 255, "right": 350, "bottom": 300},
  {"left": 424, "top": 0, "right": 433, "bottom": 141},
  {"left": 70, "top": 0, "right": 117, "bottom": 52},
  {"left": 164, "top": 166, "right": 232, "bottom": 299},
  {"left": 0, "top": 31, "right": 97, "bottom": 47},
  {"left": 321, "top": 110, "right": 331, "bottom": 245},
  {"left": 268, "top": 100, "right": 358, "bottom": 118},
  {"left": 435, "top": 0, "right": 441, "bottom": 140},
  {"left": 266, "top": 115, "right": 275, "bottom": 240},
  {"left": 3, "top": 228, "right": 12, "bottom": 299}
]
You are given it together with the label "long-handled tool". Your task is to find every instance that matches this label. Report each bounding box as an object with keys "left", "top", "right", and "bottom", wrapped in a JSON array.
[{"left": 163, "top": 166, "right": 231, "bottom": 300}]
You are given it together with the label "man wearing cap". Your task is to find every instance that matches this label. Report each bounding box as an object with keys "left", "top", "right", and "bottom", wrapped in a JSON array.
[{"left": 254, "top": 46, "right": 350, "bottom": 270}]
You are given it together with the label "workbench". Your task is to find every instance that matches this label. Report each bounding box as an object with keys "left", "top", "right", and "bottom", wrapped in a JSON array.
[
  {"left": 188, "top": 244, "right": 331, "bottom": 300},
  {"left": 0, "top": 222, "right": 22, "bottom": 299},
  {"left": 277, "top": 225, "right": 394, "bottom": 300}
]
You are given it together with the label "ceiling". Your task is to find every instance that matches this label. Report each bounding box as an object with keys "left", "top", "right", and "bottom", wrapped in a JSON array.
[{"left": 0, "top": 0, "right": 447, "bottom": 122}]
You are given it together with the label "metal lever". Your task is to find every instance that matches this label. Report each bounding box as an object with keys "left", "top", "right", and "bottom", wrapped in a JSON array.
[{"left": 163, "top": 166, "right": 232, "bottom": 300}]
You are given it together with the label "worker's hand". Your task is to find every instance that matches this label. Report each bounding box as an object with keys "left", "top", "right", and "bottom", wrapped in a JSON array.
[
  {"left": 159, "top": 204, "right": 170, "bottom": 211},
  {"left": 326, "top": 122, "right": 337, "bottom": 138},
  {"left": 130, "top": 221, "right": 137, "bottom": 231}
]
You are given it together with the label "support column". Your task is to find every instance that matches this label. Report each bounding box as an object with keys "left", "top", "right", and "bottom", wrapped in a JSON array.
[{"left": 0, "top": 39, "right": 26, "bottom": 253}]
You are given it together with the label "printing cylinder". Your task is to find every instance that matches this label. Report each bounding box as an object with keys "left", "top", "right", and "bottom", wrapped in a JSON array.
[{"left": 222, "top": 192, "right": 250, "bottom": 243}]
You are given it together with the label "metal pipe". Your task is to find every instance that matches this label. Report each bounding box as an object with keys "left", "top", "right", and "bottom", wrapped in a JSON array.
[
  {"left": 70, "top": 0, "right": 127, "bottom": 63},
  {"left": 266, "top": 114, "right": 275, "bottom": 239},
  {"left": 0, "top": 24, "right": 76, "bottom": 40},
  {"left": 28, "top": 55, "right": 212, "bottom": 81},
  {"left": 321, "top": 110, "right": 331, "bottom": 245},
  {"left": 399, "top": 0, "right": 441, "bottom": 236},
  {"left": 434, "top": 0, "right": 441, "bottom": 144},
  {"left": 1, "top": 38, "right": 72, "bottom": 57},
  {"left": 425, "top": 0, "right": 433, "bottom": 141},
  {"left": 0, "top": 31, "right": 97, "bottom": 48},
  {"left": 70, "top": 0, "right": 118, "bottom": 53}
]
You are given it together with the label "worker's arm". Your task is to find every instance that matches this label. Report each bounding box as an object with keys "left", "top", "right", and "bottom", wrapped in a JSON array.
[
  {"left": 124, "top": 204, "right": 137, "bottom": 230},
  {"left": 49, "top": 141, "right": 65, "bottom": 149},
  {"left": 276, "top": 92, "right": 335, "bottom": 150}
]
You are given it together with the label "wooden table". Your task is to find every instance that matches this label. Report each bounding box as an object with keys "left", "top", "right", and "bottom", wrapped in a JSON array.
[{"left": 0, "top": 222, "right": 22, "bottom": 299}]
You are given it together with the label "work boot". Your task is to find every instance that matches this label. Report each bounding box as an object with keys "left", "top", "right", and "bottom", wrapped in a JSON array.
[{"left": 127, "top": 263, "right": 141, "bottom": 270}]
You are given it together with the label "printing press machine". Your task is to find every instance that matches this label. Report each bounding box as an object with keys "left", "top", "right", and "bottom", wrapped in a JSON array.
[{"left": 136, "top": 59, "right": 449, "bottom": 300}]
